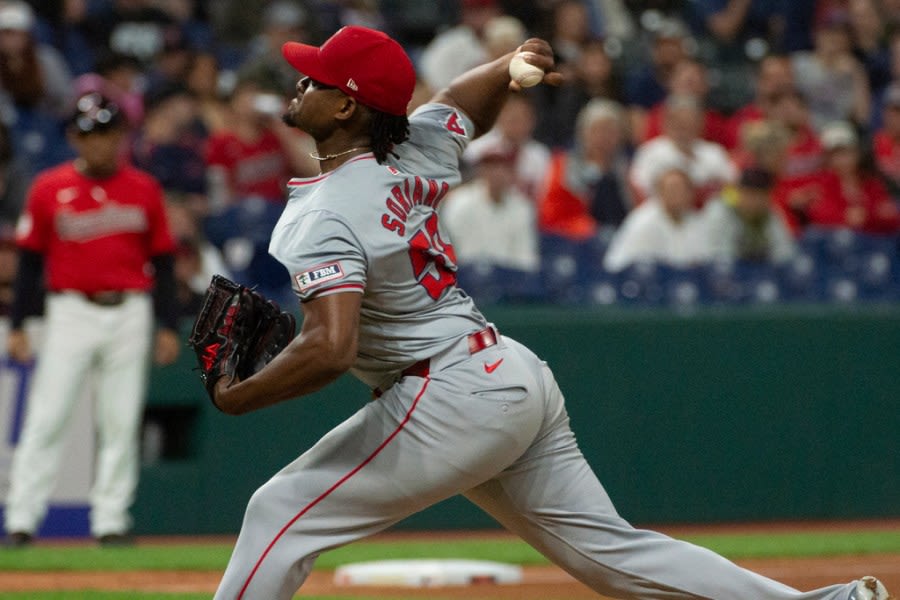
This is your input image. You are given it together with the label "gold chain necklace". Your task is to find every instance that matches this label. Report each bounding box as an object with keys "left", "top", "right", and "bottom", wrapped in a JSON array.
[{"left": 309, "top": 146, "right": 369, "bottom": 161}]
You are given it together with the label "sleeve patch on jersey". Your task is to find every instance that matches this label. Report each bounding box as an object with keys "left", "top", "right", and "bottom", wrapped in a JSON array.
[
  {"left": 445, "top": 111, "right": 467, "bottom": 137},
  {"left": 295, "top": 261, "right": 345, "bottom": 292}
]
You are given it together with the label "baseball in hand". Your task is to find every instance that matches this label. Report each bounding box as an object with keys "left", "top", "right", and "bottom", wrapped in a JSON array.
[{"left": 509, "top": 52, "right": 544, "bottom": 88}]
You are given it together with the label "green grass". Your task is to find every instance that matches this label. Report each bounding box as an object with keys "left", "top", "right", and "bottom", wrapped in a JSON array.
[
  {"left": 1, "top": 529, "right": 897, "bottom": 599},
  {"left": 1, "top": 529, "right": 898, "bottom": 572}
]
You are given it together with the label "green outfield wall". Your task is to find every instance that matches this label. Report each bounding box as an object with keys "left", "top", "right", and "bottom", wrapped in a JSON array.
[{"left": 134, "top": 305, "right": 900, "bottom": 534}]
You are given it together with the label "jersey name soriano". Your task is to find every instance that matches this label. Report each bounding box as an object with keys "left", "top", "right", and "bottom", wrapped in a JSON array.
[{"left": 270, "top": 104, "right": 489, "bottom": 389}]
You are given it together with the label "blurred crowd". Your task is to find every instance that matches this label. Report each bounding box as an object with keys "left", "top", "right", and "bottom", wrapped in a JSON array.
[{"left": 0, "top": 0, "right": 899, "bottom": 315}]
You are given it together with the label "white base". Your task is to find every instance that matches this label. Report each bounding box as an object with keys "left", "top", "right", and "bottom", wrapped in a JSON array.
[{"left": 333, "top": 559, "right": 523, "bottom": 587}]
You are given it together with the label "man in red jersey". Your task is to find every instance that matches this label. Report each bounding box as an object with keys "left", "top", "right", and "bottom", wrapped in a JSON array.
[{"left": 3, "top": 92, "right": 181, "bottom": 547}]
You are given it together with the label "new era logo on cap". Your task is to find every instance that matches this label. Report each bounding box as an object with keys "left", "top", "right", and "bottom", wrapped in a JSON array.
[{"left": 346, "top": 78, "right": 358, "bottom": 91}]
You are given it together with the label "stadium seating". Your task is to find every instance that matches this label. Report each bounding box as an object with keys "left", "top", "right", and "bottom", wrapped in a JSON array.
[{"left": 464, "top": 229, "right": 900, "bottom": 308}]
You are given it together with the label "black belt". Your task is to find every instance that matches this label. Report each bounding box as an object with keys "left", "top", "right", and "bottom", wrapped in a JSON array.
[
  {"left": 80, "top": 291, "right": 128, "bottom": 306},
  {"left": 374, "top": 326, "right": 499, "bottom": 397}
]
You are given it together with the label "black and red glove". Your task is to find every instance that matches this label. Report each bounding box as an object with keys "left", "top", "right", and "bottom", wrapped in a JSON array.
[{"left": 188, "top": 275, "right": 296, "bottom": 406}]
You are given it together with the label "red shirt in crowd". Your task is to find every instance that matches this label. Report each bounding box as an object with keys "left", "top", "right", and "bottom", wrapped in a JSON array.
[
  {"left": 537, "top": 152, "right": 598, "bottom": 240},
  {"left": 774, "top": 170, "right": 900, "bottom": 235},
  {"left": 808, "top": 171, "right": 900, "bottom": 235},
  {"left": 872, "top": 131, "right": 900, "bottom": 188},
  {"left": 205, "top": 129, "right": 291, "bottom": 202},
  {"left": 642, "top": 104, "right": 729, "bottom": 147},
  {"left": 723, "top": 103, "right": 765, "bottom": 150},
  {"left": 16, "top": 162, "right": 175, "bottom": 292}
]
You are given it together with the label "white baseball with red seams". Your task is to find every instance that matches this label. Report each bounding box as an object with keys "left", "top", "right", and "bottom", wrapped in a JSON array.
[
  {"left": 211, "top": 103, "right": 876, "bottom": 600},
  {"left": 508, "top": 51, "right": 544, "bottom": 88}
]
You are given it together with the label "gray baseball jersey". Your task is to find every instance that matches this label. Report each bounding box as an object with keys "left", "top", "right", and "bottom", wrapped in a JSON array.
[
  {"left": 270, "top": 103, "right": 487, "bottom": 390},
  {"left": 214, "top": 102, "right": 873, "bottom": 600}
]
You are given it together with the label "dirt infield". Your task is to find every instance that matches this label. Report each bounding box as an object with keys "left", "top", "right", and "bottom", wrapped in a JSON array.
[
  {"left": 1, "top": 523, "right": 898, "bottom": 598},
  {"left": 1, "top": 556, "right": 899, "bottom": 598}
]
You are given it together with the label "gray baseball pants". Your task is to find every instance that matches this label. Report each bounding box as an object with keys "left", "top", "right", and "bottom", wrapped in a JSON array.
[{"left": 214, "top": 333, "right": 858, "bottom": 600}]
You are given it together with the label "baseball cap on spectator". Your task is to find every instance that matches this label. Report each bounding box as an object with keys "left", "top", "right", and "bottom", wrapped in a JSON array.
[
  {"left": 0, "top": 1, "right": 33, "bottom": 32},
  {"left": 820, "top": 121, "right": 858, "bottom": 150},
  {"left": 69, "top": 92, "right": 125, "bottom": 134},
  {"left": 282, "top": 26, "right": 415, "bottom": 116}
]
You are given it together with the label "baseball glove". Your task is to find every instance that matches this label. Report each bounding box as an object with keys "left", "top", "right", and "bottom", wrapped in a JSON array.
[{"left": 188, "top": 275, "right": 296, "bottom": 405}]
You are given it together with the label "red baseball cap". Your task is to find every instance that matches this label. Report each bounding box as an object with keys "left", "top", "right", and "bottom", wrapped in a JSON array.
[{"left": 282, "top": 26, "right": 415, "bottom": 117}]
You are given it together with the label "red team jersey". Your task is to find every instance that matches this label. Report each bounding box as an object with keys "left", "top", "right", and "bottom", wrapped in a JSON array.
[
  {"left": 16, "top": 163, "right": 175, "bottom": 293},
  {"left": 205, "top": 129, "right": 291, "bottom": 202}
]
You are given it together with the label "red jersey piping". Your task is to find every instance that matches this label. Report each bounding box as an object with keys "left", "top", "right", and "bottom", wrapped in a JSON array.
[{"left": 236, "top": 376, "right": 431, "bottom": 598}]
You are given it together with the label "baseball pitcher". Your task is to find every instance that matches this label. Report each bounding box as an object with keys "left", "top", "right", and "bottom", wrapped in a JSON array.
[{"left": 202, "top": 26, "right": 893, "bottom": 600}]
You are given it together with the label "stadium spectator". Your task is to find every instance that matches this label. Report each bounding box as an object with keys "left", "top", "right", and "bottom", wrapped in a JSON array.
[
  {"left": 604, "top": 166, "right": 710, "bottom": 271},
  {"left": 184, "top": 50, "right": 229, "bottom": 133},
  {"left": 0, "top": 1, "right": 71, "bottom": 119},
  {"left": 0, "top": 1, "right": 74, "bottom": 176},
  {"left": 154, "top": 0, "right": 214, "bottom": 53},
  {"left": 703, "top": 166, "right": 796, "bottom": 264},
  {"left": 688, "top": 0, "right": 794, "bottom": 115},
  {"left": 142, "top": 23, "right": 196, "bottom": 92},
  {"left": 639, "top": 58, "right": 728, "bottom": 145},
  {"left": 81, "top": 0, "right": 177, "bottom": 67},
  {"left": 419, "top": 0, "right": 501, "bottom": 93},
  {"left": 767, "top": 88, "right": 825, "bottom": 179},
  {"left": 131, "top": 83, "right": 208, "bottom": 214},
  {"left": 847, "top": 0, "right": 891, "bottom": 103},
  {"left": 29, "top": 0, "right": 96, "bottom": 76},
  {"left": 538, "top": 99, "right": 632, "bottom": 239},
  {"left": 548, "top": 0, "right": 594, "bottom": 73},
  {"left": 464, "top": 93, "right": 551, "bottom": 202},
  {"left": 690, "top": 0, "right": 792, "bottom": 61},
  {"left": 724, "top": 54, "right": 795, "bottom": 150},
  {"left": 532, "top": 37, "right": 623, "bottom": 149},
  {"left": 872, "top": 80, "right": 900, "bottom": 196},
  {"left": 237, "top": 1, "right": 313, "bottom": 97},
  {"left": 441, "top": 142, "right": 539, "bottom": 272},
  {"left": 482, "top": 14, "right": 528, "bottom": 61},
  {"left": 628, "top": 94, "right": 737, "bottom": 204},
  {"left": 624, "top": 16, "right": 690, "bottom": 125},
  {"left": 791, "top": 10, "right": 871, "bottom": 129},
  {"left": 730, "top": 118, "right": 792, "bottom": 175},
  {"left": 807, "top": 120, "right": 900, "bottom": 234}
]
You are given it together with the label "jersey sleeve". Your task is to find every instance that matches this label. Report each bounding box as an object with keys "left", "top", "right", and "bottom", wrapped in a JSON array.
[
  {"left": 393, "top": 103, "right": 475, "bottom": 182},
  {"left": 144, "top": 176, "right": 177, "bottom": 255},
  {"left": 275, "top": 209, "right": 367, "bottom": 302},
  {"left": 14, "top": 175, "right": 54, "bottom": 253}
]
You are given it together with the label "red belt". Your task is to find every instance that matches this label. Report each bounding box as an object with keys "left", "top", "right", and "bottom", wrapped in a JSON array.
[{"left": 375, "top": 326, "right": 499, "bottom": 397}]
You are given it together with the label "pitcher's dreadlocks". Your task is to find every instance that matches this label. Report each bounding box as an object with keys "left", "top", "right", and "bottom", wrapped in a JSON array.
[{"left": 369, "top": 110, "right": 409, "bottom": 164}]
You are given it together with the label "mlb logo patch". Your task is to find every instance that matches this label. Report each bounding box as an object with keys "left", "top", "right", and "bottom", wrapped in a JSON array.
[{"left": 295, "top": 262, "right": 345, "bottom": 292}]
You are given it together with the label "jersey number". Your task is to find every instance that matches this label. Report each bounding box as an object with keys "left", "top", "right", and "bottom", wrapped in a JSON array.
[{"left": 408, "top": 213, "right": 457, "bottom": 300}]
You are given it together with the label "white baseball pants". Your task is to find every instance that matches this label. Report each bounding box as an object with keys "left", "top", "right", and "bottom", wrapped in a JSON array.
[{"left": 5, "top": 292, "right": 152, "bottom": 538}]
